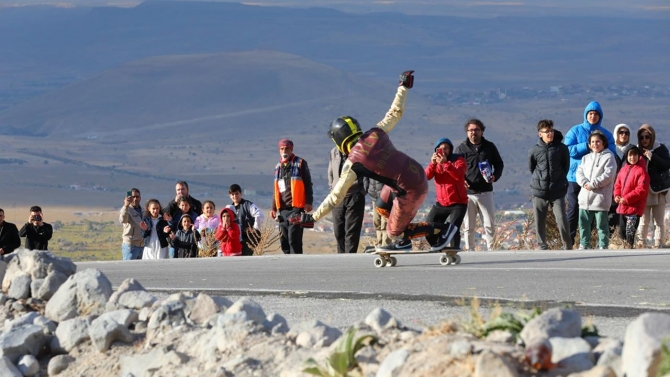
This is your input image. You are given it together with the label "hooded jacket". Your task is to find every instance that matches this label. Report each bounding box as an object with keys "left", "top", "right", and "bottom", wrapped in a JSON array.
[
  {"left": 425, "top": 138, "right": 468, "bottom": 206},
  {"left": 529, "top": 130, "right": 570, "bottom": 201},
  {"left": 564, "top": 102, "right": 616, "bottom": 182},
  {"left": 576, "top": 145, "right": 617, "bottom": 211},
  {"left": 454, "top": 136, "right": 504, "bottom": 194},
  {"left": 170, "top": 214, "right": 200, "bottom": 258},
  {"left": 613, "top": 123, "right": 631, "bottom": 161},
  {"left": 214, "top": 207, "right": 242, "bottom": 256},
  {"left": 614, "top": 145, "right": 649, "bottom": 216},
  {"left": 141, "top": 214, "right": 170, "bottom": 248},
  {"left": 637, "top": 124, "right": 670, "bottom": 194}
]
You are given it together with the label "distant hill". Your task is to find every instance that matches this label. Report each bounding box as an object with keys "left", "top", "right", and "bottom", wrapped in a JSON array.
[{"left": 0, "top": 51, "right": 407, "bottom": 139}]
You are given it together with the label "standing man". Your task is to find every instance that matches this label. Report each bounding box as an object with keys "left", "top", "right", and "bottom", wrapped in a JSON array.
[
  {"left": 270, "top": 139, "right": 313, "bottom": 254},
  {"left": 454, "top": 118, "right": 504, "bottom": 251},
  {"left": 0, "top": 208, "right": 21, "bottom": 257},
  {"left": 120, "top": 188, "right": 144, "bottom": 260},
  {"left": 164, "top": 181, "right": 203, "bottom": 218},
  {"left": 564, "top": 101, "right": 615, "bottom": 246},
  {"left": 328, "top": 146, "right": 366, "bottom": 253},
  {"left": 19, "top": 206, "right": 53, "bottom": 250},
  {"left": 229, "top": 184, "right": 265, "bottom": 256},
  {"left": 528, "top": 120, "right": 572, "bottom": 250}
]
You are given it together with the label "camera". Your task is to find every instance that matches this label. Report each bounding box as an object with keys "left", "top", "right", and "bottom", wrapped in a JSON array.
[{"left": 32, "top": 215, "right": 42, "bottom": 222}]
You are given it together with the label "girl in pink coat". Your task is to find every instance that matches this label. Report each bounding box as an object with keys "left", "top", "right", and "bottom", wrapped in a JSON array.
[{"left": 613, "top": 145, "right": 650, "bottom": 248}]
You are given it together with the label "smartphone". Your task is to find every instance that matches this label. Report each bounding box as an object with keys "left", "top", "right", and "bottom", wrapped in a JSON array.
[
  {"left": 436, "top": 149, "right": 444, "bottom": 156},
  {"left": 126, "top": 190, "right": 133, "bottom": 198}
]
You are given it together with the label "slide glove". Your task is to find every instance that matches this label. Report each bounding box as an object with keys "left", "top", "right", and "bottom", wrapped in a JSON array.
[
  {"left": 399, "top": 70, "right": 414, "bottom": 88},
  {"left": 288, "top": 213, "right": 315, "bottom": 228}
]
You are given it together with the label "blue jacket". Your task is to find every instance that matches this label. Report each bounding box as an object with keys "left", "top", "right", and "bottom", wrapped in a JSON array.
[{"left": 564, "top": 101, "right": 616, "bottom": 182}]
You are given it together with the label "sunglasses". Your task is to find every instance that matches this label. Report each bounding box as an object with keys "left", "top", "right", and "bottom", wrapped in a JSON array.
[
  {"left": 640, "top": 135, "right": 652, "bottom": 140},
  {"left": 618, "top": 131, "right": 630, "bottom": 135}
]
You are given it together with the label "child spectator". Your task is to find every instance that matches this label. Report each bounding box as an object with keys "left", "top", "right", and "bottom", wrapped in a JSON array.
[
  {"left": 576, "top": 131, "right": 617, "bottom": 250},
  {"left": 169, "top": 214, "right": 200, "bottom": 258},
  {"left": 229, "top": 184, "right": 264, "bottom": 256},
  {"left": 168, "top": 197, "right": 197, "bottom": 233},
  {"left": 613, "top": 145, "right": 650, "bottom": 248},
  {"left": 194, "top": 200, "right": 220, "bottom": 233},
  {"left": 140, "top": 199, "right": 170, "bottom": 259},
  {"left": 215, "top": 207, "right": 242, "bottom": 256},
  {"left": 19, "top": 205, "right": 53, "bottom": 250}
]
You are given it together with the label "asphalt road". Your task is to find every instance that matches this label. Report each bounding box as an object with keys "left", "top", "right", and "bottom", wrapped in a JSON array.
[{"left": 79, "top": 249, "right": 670, "bottom": 315}]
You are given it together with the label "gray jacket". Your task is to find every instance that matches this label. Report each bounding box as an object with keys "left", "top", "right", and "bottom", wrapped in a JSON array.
[{"left": 327, "top": 147, "right": 365, "bottom": 196}]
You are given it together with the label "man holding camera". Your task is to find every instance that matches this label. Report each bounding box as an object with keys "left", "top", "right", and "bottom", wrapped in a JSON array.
[
  {"left": 19, "top": 206, "right": 53, "bottom": 251},
  {"left": 0, "top": 208, "right": 21, "bottom": 256}
]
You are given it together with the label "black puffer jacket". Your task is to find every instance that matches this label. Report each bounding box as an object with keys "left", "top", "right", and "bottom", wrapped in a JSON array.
[
  {"left": 454, "top": 137, "right": 504, "bottom": 194},
  {"left": 529, "top": 130, "right": 569, "bottom": 200}
]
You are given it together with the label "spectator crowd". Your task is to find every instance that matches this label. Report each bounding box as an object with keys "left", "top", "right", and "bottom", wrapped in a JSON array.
[{"left": 0, "top": 100, "right": 668, "bottom": 260}]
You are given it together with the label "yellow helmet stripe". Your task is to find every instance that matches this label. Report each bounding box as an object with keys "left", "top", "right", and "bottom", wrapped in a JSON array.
[{"left": 343, "top": 117, "right": 358, "bottom": 135}]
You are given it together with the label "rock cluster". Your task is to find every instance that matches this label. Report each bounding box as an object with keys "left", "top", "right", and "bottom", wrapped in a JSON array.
[{"left": 0, "top": 249, "right": 669, "bottom": 376}]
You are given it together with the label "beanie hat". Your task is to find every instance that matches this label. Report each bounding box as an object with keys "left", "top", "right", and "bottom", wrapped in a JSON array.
[
  {"left": 434, "top": 137, "right": 453, "bottom": 151},
  {"left": 278, "top": 139, "right": 294, "bottom": 149}
]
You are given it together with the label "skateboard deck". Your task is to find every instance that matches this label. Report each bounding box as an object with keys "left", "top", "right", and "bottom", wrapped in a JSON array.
[{"left": 372, "top": 248, "right": 460, "bottom": 267}]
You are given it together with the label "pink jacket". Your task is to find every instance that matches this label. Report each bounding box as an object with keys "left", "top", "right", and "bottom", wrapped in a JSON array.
[{"left": 194, "top": 215, "right": 220, "bottom": 232}]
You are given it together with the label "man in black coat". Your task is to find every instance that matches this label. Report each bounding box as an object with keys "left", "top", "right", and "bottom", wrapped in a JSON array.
[
  {"left": 529, "top": 120, "right": 572, "bottom": 250},
  {"left": 20, "top": 205, "right": 53, "bottom": 250},
  {"left": 0, "top": 208, "right": 21, "bottom": 256},
  {"left": 454, "top": 118, "right": 504, "bottom": 251}
]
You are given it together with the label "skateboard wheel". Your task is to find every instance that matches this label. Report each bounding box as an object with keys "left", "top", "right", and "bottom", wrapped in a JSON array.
[
  {"left": 374, "top": 257, "right": 387, "bottom": 268},
  {"left": 439, "top": 255, "right": 452, "bottom": 266},
  {"left": 389, "top": 256, "right": 397, "bottom": 267},
  {"left": 453, "top": 254, "right": 461, "bottom": 265}
]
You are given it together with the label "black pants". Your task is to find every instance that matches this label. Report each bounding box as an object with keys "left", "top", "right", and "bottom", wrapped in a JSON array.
[
  {"left": 425, "top": 203, "right": 467, "bottom": 248},
  {"left": 241, "top": 232, "right": 256, "bottom": 256},
  {"left": 331, "top": 192, "right": 366, "bottom": 253},
  {"left": 279, "top": 208, "right": 304, "bottom": 254},
  {"left": 566, "top": 182, "right": 581, "bottom": 246},
  {"left": 619, "top": 214, "right": 640, "bottom": 248}
]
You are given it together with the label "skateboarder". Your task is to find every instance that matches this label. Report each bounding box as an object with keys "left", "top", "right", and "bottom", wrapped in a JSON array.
[{"left": 289, "top": 70, "right": 458, "bottom": 251}]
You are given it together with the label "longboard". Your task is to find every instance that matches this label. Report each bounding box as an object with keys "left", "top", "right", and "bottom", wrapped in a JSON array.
[{"left": 372, "top": 248, "right": 461, "bottom": 268}]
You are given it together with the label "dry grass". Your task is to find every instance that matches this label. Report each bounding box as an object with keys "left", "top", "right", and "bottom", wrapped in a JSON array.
[{"left": 246, "top": 218, "right": 282, "bottom": 255}]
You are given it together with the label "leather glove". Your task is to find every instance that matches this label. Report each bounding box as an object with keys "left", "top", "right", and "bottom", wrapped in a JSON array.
[
  {"left": 399, "top": 70, "right": 414, "bottom": 89},
  {"left": 395, "top": 188, "right": 407, "bottom": 198},
  {"left": 288, "top": 213, "right": 315, "bottom": 228}
]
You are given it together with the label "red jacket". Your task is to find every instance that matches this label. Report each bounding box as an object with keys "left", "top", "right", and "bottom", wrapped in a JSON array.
[
  {"left": 613, "top": 158, "right": 649, "bottom": 216},
  {"left": 425, "top": 155, "right": 468, "bottom": 207},
  {"left": 214, "top": 207, "right": 242, "bottom": 256}
]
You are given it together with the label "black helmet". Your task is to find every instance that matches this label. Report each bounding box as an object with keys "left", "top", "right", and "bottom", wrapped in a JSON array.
[{"left": 328, "top": 116, "right": 362, "bottom": 153}]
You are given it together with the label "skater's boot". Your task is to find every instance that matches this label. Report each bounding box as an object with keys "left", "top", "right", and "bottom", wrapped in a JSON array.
[{"left": 429, "top": 222, "right": 459, "bottom": 251}]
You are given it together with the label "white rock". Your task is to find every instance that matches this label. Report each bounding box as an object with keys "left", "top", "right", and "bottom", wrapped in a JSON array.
[
  {"left": 0, "top": 261, "right": 7, "bottom": 291},
  {"left": 292, "top": 320, "right": 342, "bottom": 348},
  {"left": 148, "top": 301, "right": 186, "bottom": 330},
  {"left": 17, "top": 354, "right": 39, "bottom": 376},
  {"left": 264, "top": 313, "right": 289, "bottom": 334},
  {"left": 51, "top": 316, "right": 93, "bottom": 353},
  {"left": 474, "top": 350, "right": 518, "bottom": 377},
  {"left": 2, "top": 250, "right": 75, "bottom": 292},
  {"left": 0, "top": 293, "right": 7, "bottom": 306},
  {"left": 4, "top": 312, "right": 40, "bottom": 331},
  {"left": 566, "top": 365, "right": 616, "bottom": 377},
  {"left": 47, "top": 355, "right": 75, "bottom": 376},
  {"left": 108, "top": 278, "right": 146, "bottom": 304},
  {"left": 520, "top": 308, "right": 581, "bottom": 345},
  {"left": 88, "top": 313, "right": 135, "bottom": 352},
  {"left": 118, "top": 347, "right": 168, "bottom": 377},
  {"left": 29, "top": 278, "right": 44, "bottom": 299},
  {"left": 365, "top": 307, "right": 400, "bottom": 334},
  {"left": 376, "top": 348, "right": 410, "bottom": 377},
  {"left": 35, "top": 270, "right": 68, "bottom": 301},
  {"left": 0, "top": 324, "right": 48, "bottom": 363},
  {"left": 450, "top": 340, "right": 473, "bottom": 357},
  {"left": 0, "top": 357, "right": 22, "bottom": 377},
  {"left": 118, "top": 290, "right": 157, "bottom": 310},
  {"left": 44, "top": 268, "right": 113, "bottom": 322},
  {"left": 622, "top": 312, "right": 670, "bottom": 377},
  {"left": 224, "top": 297, "right": 266, "bottom": 325},
  {"left": 485, "top": 330, "right": 515, "bottom": 344},
  {"left": 7, "top": 274, "right": 31, "bottom": 300},
  {"left": 189, "top": 293, "right": 219, "bottom": 325},
  {"left": 549, "top": 337, "right": 594, "bottom": 373}
]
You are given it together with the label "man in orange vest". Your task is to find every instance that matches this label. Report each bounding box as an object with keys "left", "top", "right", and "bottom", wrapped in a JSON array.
[{"left": 270, "top": 139, "right": 314, "bottom": 254}]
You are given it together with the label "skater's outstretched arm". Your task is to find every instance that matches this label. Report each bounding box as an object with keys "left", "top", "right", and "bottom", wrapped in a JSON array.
[
  {"left": 311, "top": 160, "right": 359, "bottom": 222},
  {"left": 377, "top": 70, "right": 413, "bottom": 134}
]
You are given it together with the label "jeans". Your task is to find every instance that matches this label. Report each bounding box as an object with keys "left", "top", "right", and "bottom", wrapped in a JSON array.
[{"left": 122, "top": 243, "right": 143, "bottom": 260}]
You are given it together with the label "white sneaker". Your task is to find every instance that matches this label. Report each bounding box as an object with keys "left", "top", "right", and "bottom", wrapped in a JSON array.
[{"left": 578, "top": 245, "right": 586, "bottom": 250}]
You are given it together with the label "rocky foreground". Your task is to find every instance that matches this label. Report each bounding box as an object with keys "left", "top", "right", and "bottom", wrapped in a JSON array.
[{"left": 0, "top": 250, "right": 669, "bottom": 377}]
